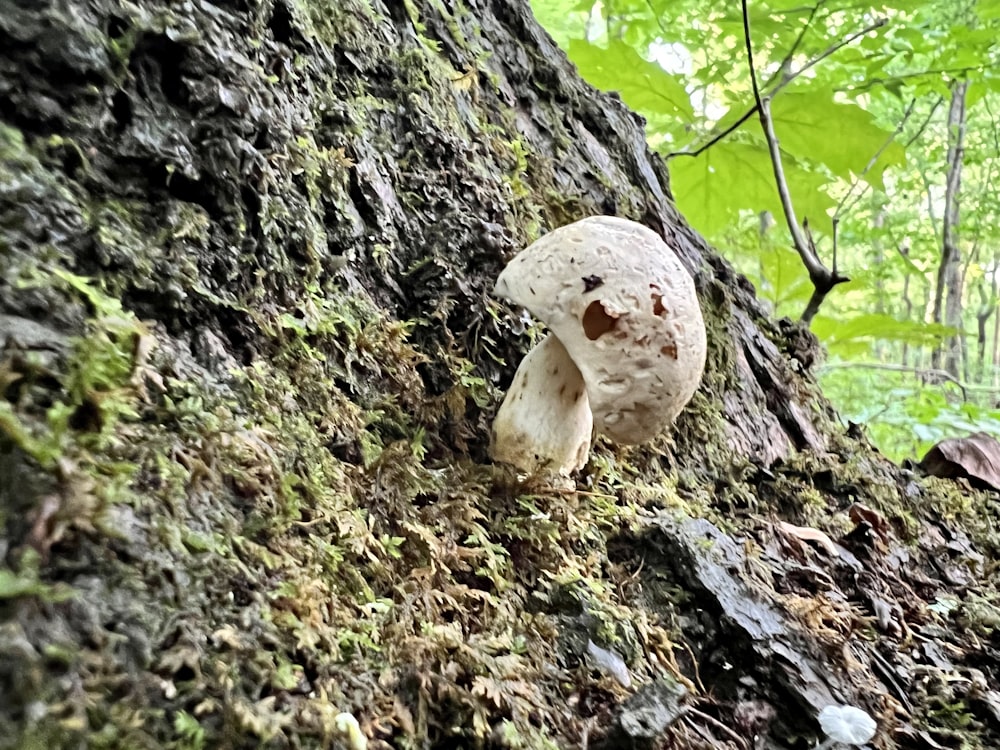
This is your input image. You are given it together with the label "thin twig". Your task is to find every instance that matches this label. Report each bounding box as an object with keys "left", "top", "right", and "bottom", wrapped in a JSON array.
[
  {"left": 292, "top": 513, "right": 332, "bottom": 528},
  {"left": 905, "top": 96, "right": 945, "bottom": 147},
  {"left": 846, "top": 64, "right": 984, "bottom": 94},
  {"left": 742, "top": 0, "right": 848, "bottom": 323},
  {"left": 666, "top": 108, "right": 757, "bottom": 160},
  {"left": 835, "top": 97, "right": 917, "bottom": 220},
  {"left": 540, "top": 487, "right": 619, "bottom": 500},
  {"left": 785, "top": 17, "right": 888, "bottom": 83},
  {"left": 743, "top": 0, "right": 764, "bottom": 107},
  {"left": 683, "top": 707, "right": 750, "bottom": 750},
  {"left": 754, "top": 98, "right": 812, "bottom": 244},
  {"left": 776, "top": 0, "right": 828, "bottom": 72},
  {"left": 667, "top": 16, "right": 887, "bottom": 160},
  {"left": 679, "top": 639, "right": 706, "bottom": 694}
]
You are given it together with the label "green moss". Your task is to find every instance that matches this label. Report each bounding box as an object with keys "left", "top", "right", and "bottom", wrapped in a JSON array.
[
  {"left": 0, "top": 551, "right": 75, "bottom": 603},
  {"left": 402, "top": 0, "right": 442, "bottom": 54},
  {"left": 0, "top": 268, "right": 143, "bottom": 476}
]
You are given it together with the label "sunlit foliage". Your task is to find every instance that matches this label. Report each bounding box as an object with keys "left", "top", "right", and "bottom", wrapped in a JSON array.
[{"left": 532, "top": 0, "right": 1000, "bottom": 459}]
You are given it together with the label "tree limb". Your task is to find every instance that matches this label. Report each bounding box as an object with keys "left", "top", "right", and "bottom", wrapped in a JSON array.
[
  {"left": 741, "top": 0, "right": 848, "bottom": 323},
  {"left": 845, "top": 65, "right": 985, "bottom": 94},
  {"left": 667, "top": 16, "right": 886, "bottom": 161},
  {"left": 905, "top": 96, "right": 944, "bottom": 148}
]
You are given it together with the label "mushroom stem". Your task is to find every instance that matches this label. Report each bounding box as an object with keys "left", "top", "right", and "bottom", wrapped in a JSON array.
[{"left": 490, "top": 334, "right": 593, "bottom": 476}]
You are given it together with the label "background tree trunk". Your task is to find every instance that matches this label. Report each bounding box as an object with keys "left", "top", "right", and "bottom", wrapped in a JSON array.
[
  {"left": 933, "top": 79, "right": 968, "bottom": 378},
  {"left": 900, "top": 238, "right": 914, "bottom": 368},
  {"left": 1, "top": 2, "right": 997, "bottom": 749}
]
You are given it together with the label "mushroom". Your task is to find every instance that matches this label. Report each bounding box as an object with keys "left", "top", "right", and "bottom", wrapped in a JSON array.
[
  {"left": 816, "top": 704, "right": 877, "bottom": 748},
  {"left": 333, "top": 712, "right": 368, "bottom": 750},
  {"left": 491, "top": 215, "right": 706, "bottom": 475},
  {"left": 491, "top": 334, "right": 593, "bottom": 475}
]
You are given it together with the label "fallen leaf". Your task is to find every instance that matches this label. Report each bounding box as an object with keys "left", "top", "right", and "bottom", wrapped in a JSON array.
[
  {"left": 848, "top": 503, "right": 890, "bottom": 542},
  {"left": 777, "top": 521, "right": 838, "bottom": 556},
  {"left": 919, "top": 432, "right": 1000, "bottom": 491}
]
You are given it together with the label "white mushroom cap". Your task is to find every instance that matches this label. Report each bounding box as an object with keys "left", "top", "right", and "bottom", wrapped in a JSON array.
[
  {"left": 333, "top": 712, "right": 368, "bottom": 750},
  {"left": 491, "top": 334, "right": 593, "bottom": 475},
  {"left": 494, "top": 216, "right": 706, "bottom": 444},
  {"left": 818, "top": 705, "right": 877, "bottom": 745}
]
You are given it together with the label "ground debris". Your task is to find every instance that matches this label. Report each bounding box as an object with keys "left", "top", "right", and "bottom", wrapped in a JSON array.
[{"left": 597, "top": 678, "right": 688, "bottom": 748}]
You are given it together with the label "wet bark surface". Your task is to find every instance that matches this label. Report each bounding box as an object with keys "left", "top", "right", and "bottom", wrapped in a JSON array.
[{"left": 2, "top": 1, "right": 1000, "bottom": 749}]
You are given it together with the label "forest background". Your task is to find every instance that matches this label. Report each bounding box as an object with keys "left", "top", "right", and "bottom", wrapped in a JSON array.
[{"left": 531, "top": 0, "right": 1000, "bottom": 461}]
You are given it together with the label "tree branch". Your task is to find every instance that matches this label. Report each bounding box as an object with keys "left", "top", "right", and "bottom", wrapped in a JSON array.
[
  {"left": 775, "top": 0, "right": 827, "bottom": 73},
  {"left": 667, "top": 16, "right": 886, "bottom": 161},
  {"left": 741, "top": 0, "right": 848, "bottom": 323},
  {"left": 845, "top": 65, "right": 984, "bottom": 94},
  {"left": 784, "top": 17, "right": 888, "bottom": 83},
  {"left": 905, "top": 96, "right": 944, "bottom": 148}
]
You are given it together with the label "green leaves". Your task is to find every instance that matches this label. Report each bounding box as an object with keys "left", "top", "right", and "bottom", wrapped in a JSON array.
[
  {"left": 812, "top": 313, "right": 956, "bottom": 357},
  {"left": 768, "top": 92, "right": 906, "bottom": 186},
  {"left": 567, "top": 39, "right": 693, "bottom": 120},
  {"left": 528, "top": 0, "right": 591, "bottom": 46},
  {"left": 669, "top": 93, "right": 905, "bottom": 238},
  {"left": 669, "top": 139, "right": 835, "bottom": 238}
]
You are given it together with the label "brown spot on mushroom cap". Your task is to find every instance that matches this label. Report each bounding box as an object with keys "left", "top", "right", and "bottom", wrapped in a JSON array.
[
  {"left": 651, "top": 293, "right": 668, "bottom": 317},
  {"left": 494, "top": 216, "right": 706, "bottom": 444},
  {"left": 582, "top": 300, "right": 618, "bottom": 340}
]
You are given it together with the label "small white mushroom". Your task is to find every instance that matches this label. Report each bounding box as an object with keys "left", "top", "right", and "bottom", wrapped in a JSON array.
[
  {"left": 334, "top": 712, "right": 368, "bottom": 750},
  {"left": 491, "top": 216, "right": 706, "bottom": 473},
  {"left": 816, "top": 704, "right": 877, "bottom": 748}
]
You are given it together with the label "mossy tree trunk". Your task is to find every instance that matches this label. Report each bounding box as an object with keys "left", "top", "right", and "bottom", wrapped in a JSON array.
[{"left": 2, "top": 2, "right": 997, "bottom": 749}]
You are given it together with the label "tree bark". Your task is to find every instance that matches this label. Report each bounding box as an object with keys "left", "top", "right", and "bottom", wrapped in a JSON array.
[
  {"left": 975, "top": 279, "right": 994, "bottom": 382},
  {"left": 0, "top": 3, "right": 996, "bottom": 750},
  {"left": 932, "top": 79, "right": 968, "bottom": 378},
  {"left": 900, "top": 238, "right": 913, "bottom": 368}
]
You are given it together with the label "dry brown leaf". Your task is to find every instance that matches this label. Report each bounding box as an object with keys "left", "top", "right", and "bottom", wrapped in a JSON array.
[
  {"left": 777, "top": 521, "right": 838, "bottom": 556},
  {"left": 919, "top": 431, "right": 1000, "bottom": 491},
  {"left": 452, "top": 68, "right": 477, "bottom": 92},
  {"left": 848, "top": 502, "right": 890, "bottom": 542}
]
